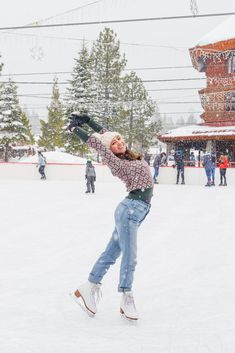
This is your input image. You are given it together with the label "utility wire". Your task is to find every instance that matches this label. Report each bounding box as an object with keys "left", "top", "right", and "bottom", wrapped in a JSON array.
[
  {"left": 147, "top": 88, "right": 202, "bottom": 91},
  {"left": 26, "top": 111, "right": 202, "bottom": 116},
  {"left": 2, "top": 62, "right": 233, "bottom": 77},
  {"left": 0, "top": 12, "right": 234, "bottom": 31},
  {"left": 0, "top": 31, "right": 187, "bottom": 50},
  {"left": 16, "top": 88, "right": 203, "bottom": 97},
  {"left": 28, "top": 0, "right": 104, "bottom": 26},
  {"left": 17, "top": 88, "right": 202, "bottom": 99},
  {"left": 20, "top": 101, "right": 202, "bottom": 107},
  {"left": 0, "top": 78, "right": 206, "bottom": 84},
  {"left": 1, "top": 66, "right": 194, "bottom": 76}
]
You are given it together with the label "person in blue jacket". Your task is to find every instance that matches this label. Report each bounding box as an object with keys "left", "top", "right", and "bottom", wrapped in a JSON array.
[{"left": 202, "top": 152, "right": 214, "bottom": 186}]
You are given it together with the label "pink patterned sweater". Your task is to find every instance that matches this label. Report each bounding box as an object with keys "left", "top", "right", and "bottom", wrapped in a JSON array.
[{"left": 87, "top": 134, "right": 153, "bottom": 193}]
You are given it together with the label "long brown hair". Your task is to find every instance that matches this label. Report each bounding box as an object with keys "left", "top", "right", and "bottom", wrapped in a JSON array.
[{"left": 115, "top": 148, "right": 142, "bottom": 161}]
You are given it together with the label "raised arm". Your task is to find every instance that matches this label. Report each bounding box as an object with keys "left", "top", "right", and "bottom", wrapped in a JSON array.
[{"left": 68, "top": 113, "right": 107, "bottom": 134}]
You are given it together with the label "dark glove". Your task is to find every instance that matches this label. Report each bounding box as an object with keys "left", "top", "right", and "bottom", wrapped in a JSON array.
[
  {"left": 94, "top": 177, "right": 96, "bottom": 182},
  {"left": 68, "top": 112, "right": 90, "bottom": 131},
  {"left": 85, "top": 175, "right": 87, "bottom": 179}
]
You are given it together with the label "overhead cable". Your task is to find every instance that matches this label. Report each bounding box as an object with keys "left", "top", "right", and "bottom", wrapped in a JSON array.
[
  {"left": 0, "top": 12, "right": 234, "bottom": 31},
  {"left": 0, "top": 78, "right": 205, "bottom": 84}
]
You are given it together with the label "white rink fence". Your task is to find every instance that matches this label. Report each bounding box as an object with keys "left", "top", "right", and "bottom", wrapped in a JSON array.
[{"left": 0, "top": 162, "right": 235, "bottom": 185}]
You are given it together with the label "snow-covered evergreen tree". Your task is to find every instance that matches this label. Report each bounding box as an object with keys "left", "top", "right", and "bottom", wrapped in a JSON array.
[
  {"left": 20, "top": 111, "right": 35, "bottom": 144},
  {"left": 160, "top": 114, "right": 175, "bottom": 133},
  {"left": 63, "top": 45, "right": 95, "bottom": 155},
  {"left": 186, "top": 112, "right": 197, "bottom": 125},
  {"left": 39, "top": 78, "right": 66, "bottom": 150},
  {"left": 90, "top": 27, "right": 127, "bottom": 129},
  {"left": 0, "top": 79, "right": 31, "bottom": 161},
  {"left": 65, "top": 44, "right": 97, "bottom": 116},
  {"left": 117, "top": 72, "right": 161, "bottom": 151}
]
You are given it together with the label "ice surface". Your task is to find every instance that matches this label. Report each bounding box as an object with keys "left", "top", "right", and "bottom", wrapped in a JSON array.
[{"left": 0, "top": 180, "right": 234, "bottom": 353}]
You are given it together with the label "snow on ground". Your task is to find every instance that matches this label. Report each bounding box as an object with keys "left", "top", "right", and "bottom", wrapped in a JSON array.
[
  {"left": 19, "top": 151, "right": 97, "bottom": 164},
  {"left": 0, "top": 180, "right": 235, "bottom": 353}
]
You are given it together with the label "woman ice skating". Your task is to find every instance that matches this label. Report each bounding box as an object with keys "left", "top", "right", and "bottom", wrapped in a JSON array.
[
  {"left": 68, "top": 113, "right": 153, "bottom": 321},
  {"left": 37, "top": 151, "right": 47, "bottom": 180}
]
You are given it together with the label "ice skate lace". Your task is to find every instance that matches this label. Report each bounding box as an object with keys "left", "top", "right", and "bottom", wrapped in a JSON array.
[
  {"left": 91, "top": 285, "right": 102, "bottom": 305},
  {"left": 125, "top": 293, "right": 136, "bottom": 309}
]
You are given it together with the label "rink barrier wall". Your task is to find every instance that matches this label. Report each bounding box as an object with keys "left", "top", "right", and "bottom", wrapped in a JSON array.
[{"left": 0, "top": 162, "right": 234, "bottom": 185}]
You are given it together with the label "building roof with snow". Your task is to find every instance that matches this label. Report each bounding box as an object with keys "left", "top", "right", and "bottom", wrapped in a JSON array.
[
  {"left": 197, "top": 15, "right": 235, "bottom": 47},
  {"left": 189, "top": 16, "right": 235, "bottom": 72},
  {"left": 159, "top": 125, "right": 235, "bottom": 142}
]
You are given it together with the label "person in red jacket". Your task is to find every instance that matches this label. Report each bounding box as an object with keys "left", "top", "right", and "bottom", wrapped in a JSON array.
[{"left": 218, "top": 154, "right": 229, "bottom": 186}]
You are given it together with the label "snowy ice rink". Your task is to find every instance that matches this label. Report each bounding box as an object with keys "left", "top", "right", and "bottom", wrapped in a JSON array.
[{"left": 0, "top": 180, "right": 234, "bottom": 353}]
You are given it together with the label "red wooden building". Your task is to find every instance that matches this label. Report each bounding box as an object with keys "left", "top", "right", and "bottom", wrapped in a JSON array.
[{"left": 159, "top": 16, "right": 235, "bottom": 163}]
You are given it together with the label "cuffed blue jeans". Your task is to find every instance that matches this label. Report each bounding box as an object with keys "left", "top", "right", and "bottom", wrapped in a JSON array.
[{"left": 88, "top": 198, "right": 151, "bottom": 292}]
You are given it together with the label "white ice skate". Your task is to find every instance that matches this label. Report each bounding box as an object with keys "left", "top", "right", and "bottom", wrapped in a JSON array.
[
  {"left": 120, "top": 291, "right": 139, "bottom": 321},
  {"left": 70, "top": 281, "right": 102, "bottom": 317}
]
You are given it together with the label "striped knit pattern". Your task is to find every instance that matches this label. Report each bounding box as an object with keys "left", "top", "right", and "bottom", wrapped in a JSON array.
[{"left": 87, "top": 134, "right": 153, "bottom": 192}]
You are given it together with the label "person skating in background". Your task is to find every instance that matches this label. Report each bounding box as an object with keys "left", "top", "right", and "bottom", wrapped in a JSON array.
[
  {"left": 174, "top": 150, "right": 185, "bottom": 184},
  {"left": 160, "top": 152, "right": 167, "bottom": 166},
  {"left": 189, "top": 152, "right": 196, "bottom": 167},
  {"left": 211, "top": 151, "right": 216, "bottom": 186},
  {"left": 37, "top": 151, "right": 47, "bottom": 180},
  {"left": 202, "top": 152, "right": 213, "bottom": 187},
  {"left": 153, "top": 153, "right": 161, "bottom": 184},
  {"left": 68, "top": 112, "right": 153, "bottom": 321},
  {"left": 218, "top": 154, "right": 229, "bottom": 186},
  {"left": 85, "top": 159, "right": 96, "bottom": 193},
  {"left": 144, "top": 152, "right": 151, "bottom": 166}
]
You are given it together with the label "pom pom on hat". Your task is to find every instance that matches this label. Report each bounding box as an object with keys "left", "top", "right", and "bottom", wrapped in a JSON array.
[{"left": 93, "top": 131, "right": 122, "bottom": 149}]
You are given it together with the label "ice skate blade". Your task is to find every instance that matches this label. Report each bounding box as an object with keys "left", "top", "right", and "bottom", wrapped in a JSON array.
[
  {"left": 120, "top": 308, "right": 138, "bottom": 322},
  {"left": 70, "top": 292, "right": 95, "bottom": 318},
  {"left": 120, "top": 313, "right": 138, "bottom": 324}
]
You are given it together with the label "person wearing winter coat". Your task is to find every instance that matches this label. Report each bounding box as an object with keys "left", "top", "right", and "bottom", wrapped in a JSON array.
[
  {"left": 85, "top": 160, "right": 96, "bottom": 193},
  {"left": 174, "top": 150, "right": 185, "bottom": 184},
  {"left": 37, "top": 151, "right": 46, "bottom": 180},
  {"left": 68, "top": 113, "right": 153, "bottom": 321},
  {"left": 218, "top": 154, "right": 229, "bottom": 186},
  {"left": 160, "top": 152, "right": 167, "bottom": 166},
  {"left": 202, "top": 152, "right": 214, "bottom": 186},
  {"left": 189, "top": 152, "right": 196, "bottom": 167},
  {"left": 153, "top": 153, "right": 161, "bottom": 184},
  {"left": 211, "top": 151, "right": 216, "bottom": 186}
]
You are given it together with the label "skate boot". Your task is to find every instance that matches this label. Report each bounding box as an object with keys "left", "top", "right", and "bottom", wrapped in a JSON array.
[
  {"left": 71, "top": 281, "right": 102, "bottom": 317},
  {"left": 120, "top": 291, "right": 138, "bottom": 321}
]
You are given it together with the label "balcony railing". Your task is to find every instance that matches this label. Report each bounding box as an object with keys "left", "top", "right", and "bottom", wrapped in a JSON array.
[{"left": 200, "top": 90, "right": 235, "bottom": 112}]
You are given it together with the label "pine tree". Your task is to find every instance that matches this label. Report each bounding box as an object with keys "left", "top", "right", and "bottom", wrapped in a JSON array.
[
  {"left": 20, "top": 111, "right": 35, "bottom": 144},
  {"left": 63, "top": 45, "right": 95, "bottom": 155},
  {"left": 90, "top": 27, "right": 127, "bottom": 129},
  {"left": 39, "top": 78, "right": 66, "bottom": 150},
  {"left": 187, "top": 112, "right": 197, "bottom": 125},
  {"left": 176, "top": 116, "right": 185, "bottom": 127},
  {"left": 116, "top": 72, "right": 161, "bottom": 151},
  {"left": 0, "top": 79, "right": 29, "bottom": 161},
  {"left": 66, "top": 44, "right": 97, "bottom": 116}
]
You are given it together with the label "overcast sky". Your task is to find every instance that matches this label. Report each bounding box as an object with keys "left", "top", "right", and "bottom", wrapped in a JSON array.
[{"left": 0, "top": 0, "right": 235, "bottom": 124}]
